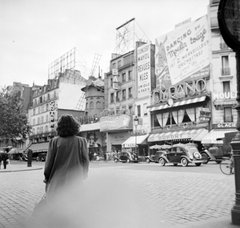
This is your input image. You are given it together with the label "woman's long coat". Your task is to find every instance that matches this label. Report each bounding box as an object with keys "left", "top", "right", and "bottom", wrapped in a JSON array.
[{"left": 44, "top": 135, "right": 89, "bottom": 199}]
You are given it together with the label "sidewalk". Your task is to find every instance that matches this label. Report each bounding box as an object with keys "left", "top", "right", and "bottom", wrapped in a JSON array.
[{"left": 0, "top": 161, "right": 43, "bottom": 172}]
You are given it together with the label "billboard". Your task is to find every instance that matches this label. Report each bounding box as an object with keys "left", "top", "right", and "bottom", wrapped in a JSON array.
[
  {"left": 137, "top": 43, "right": 151, "bottom": 98},
  {"left": 155, "top": 15, "right": 210, "bottom": 87}
]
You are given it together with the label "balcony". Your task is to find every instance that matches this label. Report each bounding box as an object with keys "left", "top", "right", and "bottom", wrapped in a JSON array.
[{"left": 221, "top": 67, "right": 231, "bottom": 75}]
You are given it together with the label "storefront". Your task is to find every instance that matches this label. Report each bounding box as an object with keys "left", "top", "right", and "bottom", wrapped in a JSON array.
[{"left": 100, "top": 114, "right": 133, "bottom": 153}]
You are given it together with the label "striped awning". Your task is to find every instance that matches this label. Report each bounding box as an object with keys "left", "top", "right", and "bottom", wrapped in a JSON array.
[
  {"left": 201, "top": 129, "right": 238, "bottom": 144},
  {"left": 28, "top": 142, "right": 49, "bottom": 152},
  {"left": 148, "top": 129, "right": 206, "bottom": 142},
  {"left": 148, "top": 96, "right": 206, "bottom": 112},
  {"left": 122, "top": 134, "right": 149, "bottom": 148}
]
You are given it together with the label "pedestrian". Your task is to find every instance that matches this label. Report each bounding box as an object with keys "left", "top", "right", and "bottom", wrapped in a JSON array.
[
  {"left": 2, "top": 151, "right": 9, "bottom": 169},
  {"left": 44, "top": 114, "right": 89, "bottom": 200}
]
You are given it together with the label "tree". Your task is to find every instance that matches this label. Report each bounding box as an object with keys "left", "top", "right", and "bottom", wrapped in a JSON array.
[{"left": 0, "top": 87, "right": 31, "bottom": 145}]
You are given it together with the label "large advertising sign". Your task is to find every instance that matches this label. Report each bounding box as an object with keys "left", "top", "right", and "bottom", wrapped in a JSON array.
[
  {"left": 100, "top": 114, "right": 132, "bottom": 132},
  {"left": 155, "top": 15, "right": 210, "bottom": 87},
  {"left": 137, "top": 43, "right": 151, "bottom": 98}
]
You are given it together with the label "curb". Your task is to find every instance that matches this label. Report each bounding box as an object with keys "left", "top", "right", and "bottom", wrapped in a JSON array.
[{"left": 0, "top": 167, "right": 43, "bottom": 173}]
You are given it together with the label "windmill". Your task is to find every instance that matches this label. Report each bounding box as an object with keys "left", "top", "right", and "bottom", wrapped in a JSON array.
[{"left": 75, "top": 53, "right": 102, "bottom": 110}]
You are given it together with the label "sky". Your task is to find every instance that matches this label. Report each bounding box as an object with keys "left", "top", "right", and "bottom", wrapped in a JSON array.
[{"left": 0, "top": 0, "right": 209, "bottom": 88}]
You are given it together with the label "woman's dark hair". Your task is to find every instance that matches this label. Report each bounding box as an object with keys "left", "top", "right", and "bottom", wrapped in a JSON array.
[{"left": 56, "top": 115, "right": 80, "bottom": 137}]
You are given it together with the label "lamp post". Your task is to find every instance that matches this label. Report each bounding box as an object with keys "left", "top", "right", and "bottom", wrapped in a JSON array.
[
  {"left": 218, "top": 0, "right": 240, "bottom": 225},
  {"left": 134, "top": 116, "right": 139, "bottom": 156}
]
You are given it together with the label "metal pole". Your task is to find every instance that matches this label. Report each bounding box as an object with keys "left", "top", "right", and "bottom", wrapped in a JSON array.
[{"left": 231, "top": 50, "right": 240, "bottom": 225}]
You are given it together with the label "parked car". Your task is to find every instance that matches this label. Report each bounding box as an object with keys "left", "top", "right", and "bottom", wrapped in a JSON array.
[
  {"left": 114, "top": 152, "right": 138, "bottom": 163},
  {"left": 35, "top": 152, "right": 47, "bottom": 162},
  {"left": 158, "top": 143, "right": 204, "bottom": 167},
  {"left": 145, "top": 150, "right": 168, "bottom": 163}
]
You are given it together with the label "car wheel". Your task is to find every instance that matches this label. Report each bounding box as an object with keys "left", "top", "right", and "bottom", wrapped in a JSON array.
[
  {"left": 114, "top": 159, "right": 118, "bottom": 163},
  {"left": 201, "top": 153, "right": 209, "bottom": 164},
  {"left": 146, "top": 158, "right": 150, "bottom": 163},
  {"left": 127, "top": 159, "right": 130, "bottom": 163},
  {"left": 181, "top": 158, "right": 188, "bottom": 167},
  {"left": 195, "top": 163, "right": 201, "bottom": 166},
  {"left": 159, "top": 158, "right": 166, "bottom": 166}
]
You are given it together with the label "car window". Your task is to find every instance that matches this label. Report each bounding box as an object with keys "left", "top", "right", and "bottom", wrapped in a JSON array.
[
  {"left": 186, "top": 146, "right": 198, "bottom": 153},
  {"left": 170, "top": 148, "right": 176, "bottom": 153},
  {"left": 176, "top": 147, "right": 184, "bottom": 153}
]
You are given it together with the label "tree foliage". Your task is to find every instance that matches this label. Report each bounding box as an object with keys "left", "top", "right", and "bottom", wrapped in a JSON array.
[{"left": 0, "top": 87, "right": 31, "bottom": 143}]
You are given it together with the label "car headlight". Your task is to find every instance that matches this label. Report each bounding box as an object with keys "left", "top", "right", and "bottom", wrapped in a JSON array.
[{"left": 193, "top": 152, "right": 201, "bottom": 159}]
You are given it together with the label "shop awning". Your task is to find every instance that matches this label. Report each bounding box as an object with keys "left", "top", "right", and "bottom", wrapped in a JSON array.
[
  {"left": 148, "top": 96, "right": 206, "bottom": 112},
  {"left": 122, "top": 134, "right": 149, "bottom": 148},
  {"left": 191, "top": 128, "right": 209, "bottom": 141},
  {"left": 213, "top": 99, "right": 237, "bottom": 107},
  {"left": 28, "top": 142, "right": 49, "bottom": 152},
  {"left": 148, "top": 129, "right": 206, "bottom": 142},
  {"left": 201, "top": 129, "right": 238, "bottom": 145},
  {"left": 80, "top": 122, "right": 100, "bottom": 132}
]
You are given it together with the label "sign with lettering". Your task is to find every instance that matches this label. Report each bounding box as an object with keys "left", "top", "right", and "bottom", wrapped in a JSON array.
[
  {"left": 152, "top": 78, "right": 206, "bottom": 103},
  {"left": 100, "top": 114, "right": 132, "bottom": 132},
  {"left": 213, "top": 123, "right": 236, "bottom": 128},
  {"left": 137, "top": 43, "right": 151, "bottom": 98},
  {"left": 155, "top": 15, "right": 210, "bottom": 86},
  {"left": 213, "top": 91, "right": 237, "bottom": 100}
]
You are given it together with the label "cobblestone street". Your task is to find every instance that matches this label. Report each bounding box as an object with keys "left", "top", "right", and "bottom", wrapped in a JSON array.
[{"left": 0, "top": 163, "right": 235, "bottom": 228}]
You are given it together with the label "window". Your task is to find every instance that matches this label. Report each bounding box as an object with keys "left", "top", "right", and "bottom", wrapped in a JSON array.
[
  {"left": 40, "top": 96, "right": 42, "bottom": 103},
  {"left": 129, "top": 105, "right": 133, "bottom": 114},
  {"left": 33, "top": 119, "right": 35, "bottom": 125},
  {"left": 118, "top": 60, "right": 121, "bottom": 68},
  {"left": 122, "top": 73, "right": 126, "bottom": 83},
  {"left": 224, "top": 107, "right": 233, "bottom": 122},
  {"left": 48, "top": 93, "right": 50, "bottom": 100},
  {"left": 221, "top": 56, "right": 230, "bottom": 75},
  {"left": 110, "top": 78, "right": 113, "bottom": 88},
  {"left": 41, "top": 116, "right": 44, "bottom": 123},
  {"left": 86, "top": 102, "right": 88, "bottom": 110},
  {"left": 110, "top": 93, "right": 114, "bottom": 103},
  {"left": 112, "top": 62, "right": 116, "bottom": 69},
  {"left": 90, "top": 101, "right": 94, "bottom": 109},
  {"left": 45, "top": 125, "right": 48, "bottom": 133},
  {"left": 33, "top": 109, "right": 36, "bottom": 115},
  {"left": 122, "top": 89, "right": 126, "bottom": 100},
  {"left": 46, "top": 104, "right": 49, "bottom": 111},
  {"left": 116, "top": 91, "right": 121, "bottom": 102},
  {"left": 223, "top": 81, "right": 230, "bottom": 93},
  {"left": 143, "top": 103, "right": 147, "bottom": 115},
  {"left": 137, "top": 105, "right": 141, "bottom": 117},
  {"left": 116, "top": 107, "right": 120, "bottom": 114},
  {"left": 128, "top": 70, "right": 132, "bottom": 81},
  {"left": 128, "top": 87, "right": 133, "bottom": 98},
  {"left": 46, "top": 115, "right": 48, "bottom": 122},
  {"left": 96, "top": 101, "right": 101, "bottom": 109}
]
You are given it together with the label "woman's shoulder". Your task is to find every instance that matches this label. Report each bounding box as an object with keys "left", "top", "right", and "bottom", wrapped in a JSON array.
[{"left": 75, "top": 136, "right": 86, "bottom": 142}]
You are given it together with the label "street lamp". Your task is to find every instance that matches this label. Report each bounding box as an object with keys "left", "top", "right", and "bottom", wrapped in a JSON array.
[
  {"left": 134, "top": 116, "right": 139, "bottom": 156},
  {"left": 218, "top": 0, "right": 240, "bottom": 224}
]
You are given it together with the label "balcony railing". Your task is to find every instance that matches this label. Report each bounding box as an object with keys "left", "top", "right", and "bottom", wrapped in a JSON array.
[{"left": 221, "top": 67, "right": 231, "bottom": 75}]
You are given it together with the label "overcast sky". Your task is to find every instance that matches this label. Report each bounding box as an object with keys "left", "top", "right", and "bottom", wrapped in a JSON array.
[{"left": 0, "top": 0, "right": 209, "bottom": 88}]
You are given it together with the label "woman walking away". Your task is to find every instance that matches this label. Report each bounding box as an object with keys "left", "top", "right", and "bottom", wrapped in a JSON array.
[{"left": 44, "top": 114, "right": 89, "bottom": 200}]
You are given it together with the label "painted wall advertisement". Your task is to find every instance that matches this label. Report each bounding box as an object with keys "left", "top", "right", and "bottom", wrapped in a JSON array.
[
  {"left": 100, "top": 114, "right": 132, "bottom": 132},
  {"left": 155, "top": 15, "right": 210, "bottom": 88},
  {"left": 137, "top": 43, "right": 151, "bottom": 98}
]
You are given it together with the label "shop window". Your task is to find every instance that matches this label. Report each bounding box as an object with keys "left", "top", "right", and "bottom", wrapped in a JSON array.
[
  {"left": 166, "top": 112, "right": 176, "bottom": 126},
  {"left": 182, "top": 110, "right": 191, "bottom": 123},
  {"left": 129, "top": 105, "right": 133, "bottom": 114},
  {"left": 154, "top": 115, "right": 160, "bottom": 127},
  {"left": 224, "top": 107, "right": 233, "bottom": 122}
]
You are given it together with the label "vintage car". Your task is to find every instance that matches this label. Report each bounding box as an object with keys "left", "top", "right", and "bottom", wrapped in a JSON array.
[
  {"left": 114, "top": 151, "right": 138, "bottom": 163},
  {"left": 145, "top": 150, "right": 168, "bottom": 163},
  {"left": 158, "top": 143, "right": 204, "bottom": 167}
]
